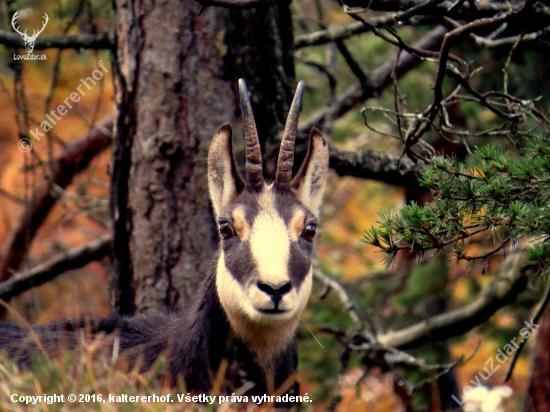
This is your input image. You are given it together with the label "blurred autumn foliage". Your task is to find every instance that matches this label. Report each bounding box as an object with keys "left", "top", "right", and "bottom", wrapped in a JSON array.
[{"left": 0, "top": 0, "right": 114, "bottom": 319}]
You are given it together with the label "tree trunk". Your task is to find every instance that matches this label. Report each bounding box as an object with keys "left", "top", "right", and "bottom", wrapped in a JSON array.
[
  {"left": 110, "top": 0, "right": 295, "bottom": 314},
  {"left": 524, "top": 307, "right": 550, "bottom": 411}
]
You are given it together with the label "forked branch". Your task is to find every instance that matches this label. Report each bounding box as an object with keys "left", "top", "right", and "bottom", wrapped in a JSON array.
[{"left": 0, "top": 113, "right": 114, "bottom": 283}]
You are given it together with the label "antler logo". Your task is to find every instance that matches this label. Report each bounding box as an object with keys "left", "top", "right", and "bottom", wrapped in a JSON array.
[{"left": 11, "top": 11, "right": 49, "bottom": 54}]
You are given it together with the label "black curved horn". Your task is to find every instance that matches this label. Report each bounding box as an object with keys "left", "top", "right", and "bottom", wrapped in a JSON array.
[
  {"left": 238, "top": 79, "right": 264, "bottom": 191},
  {"left": 275, "top": 81, "right": 305, "bottom": 190}
]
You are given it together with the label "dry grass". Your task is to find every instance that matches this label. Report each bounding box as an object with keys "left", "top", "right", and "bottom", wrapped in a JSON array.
[
  {"left": 0, "top": 331, "right": 305, "bottom": 412},
  {"left": 0, "top": 331, "right": 213, "bottom": 412}
]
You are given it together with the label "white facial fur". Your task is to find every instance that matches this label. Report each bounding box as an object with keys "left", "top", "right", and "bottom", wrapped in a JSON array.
[
  {"left": 216, "top": 251, "right": 312, "bottom": 325},
  {"left": 250, "top": 188, "right": 291, "bottom": 287},
  {"left": 215, "top": 186, "right": 314, "bottom": 364},
  {"left": 216, "top": 187, "right": 311, "bottom": 322},
  {"left": 216, "top": 253, "right": 312, "bottom": 365}
]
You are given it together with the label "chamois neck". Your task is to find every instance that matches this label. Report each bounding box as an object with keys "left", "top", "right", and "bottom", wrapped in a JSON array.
[{"left": 176, "top": 257, "right": 292, "bottom": 390}]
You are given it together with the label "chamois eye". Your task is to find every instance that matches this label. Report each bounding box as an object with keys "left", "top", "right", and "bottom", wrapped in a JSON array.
[
  {"left": 219, "top": 222, "right": 235, "bottom": 239},
  {"left": 302, "top": 224, "right": 316, "bottom": 241}
]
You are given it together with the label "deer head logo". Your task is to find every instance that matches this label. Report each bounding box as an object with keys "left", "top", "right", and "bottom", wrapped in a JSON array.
[{"left": 11, "top": 11, "right": 49, "bottom": 54}]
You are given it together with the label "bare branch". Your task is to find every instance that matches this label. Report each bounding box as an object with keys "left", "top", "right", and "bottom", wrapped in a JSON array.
[
  {"left": 349, "top": 0, "right": 543, "bottom": 20},
  {"left": 0, "top": 30, "right": 113, "bottom": 51},
  {"left": 443, "top": 15, "right": 550, "bottom": 48},
  {"left": 0, "top": 113, "right": 115, "bottom": 283},
  {"left": 0, "top": 235, "right": 112, "bottom": 302},
  {"left": 0, "top": 188, "right": 25, "bottom": 205},
  {"left": 298, "top": 25, "right": 448, "bottom": 133},
  {"left": 473, "top": 27, "right": 550, "bottom": 48},
  {"left": 377, "top": 252, "right": 529, "bottom": 349},
  {"left": 404, "top": 0, "right": 538, "bottom": 150},
  {"left": 196, "top": 0, "right": 275, "bottom": 8},
  {"left": 313, "top": 267, "right": 362, "bottom": 328},
  {"left": 329, "top": 145, "right": 420, "bottom": 186},
  {"left": 294, "top": 14, "right": 437, "bottom": 49},
  {"left": 409, "top": 340, "right": 480, "bottom": 393},
  {"left": 334, "top": 39, "right": 369, "bottom": 89}
]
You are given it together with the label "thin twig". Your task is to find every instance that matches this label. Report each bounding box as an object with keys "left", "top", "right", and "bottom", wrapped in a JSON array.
[{"left": 313, "top": 266, "right": 362, "bottom": 328}]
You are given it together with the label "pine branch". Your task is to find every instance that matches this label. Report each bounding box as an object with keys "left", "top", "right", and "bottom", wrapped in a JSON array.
[{"left": 364, "top": 141, "right": 550, "bottom": 266}]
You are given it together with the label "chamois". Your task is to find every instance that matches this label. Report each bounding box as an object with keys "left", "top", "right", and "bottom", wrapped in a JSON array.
[{"left": 0, "top": 79, "right": 329, "bottom": 401}]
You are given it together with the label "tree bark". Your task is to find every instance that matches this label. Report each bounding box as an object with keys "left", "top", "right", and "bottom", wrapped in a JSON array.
[
  {"left": 524, "top": 308, "right": 550, "bottom": 412},
  {"left": 111, "top": 0, "right": 295, "bottom": 314}
]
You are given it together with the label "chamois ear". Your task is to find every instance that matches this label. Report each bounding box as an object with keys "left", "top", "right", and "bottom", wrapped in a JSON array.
[
  {"left": 291, "top": 128, "right": 329, "bottom": 216},
  {"left": 208, "top": 123, "right": 245, "bottom": 219}
]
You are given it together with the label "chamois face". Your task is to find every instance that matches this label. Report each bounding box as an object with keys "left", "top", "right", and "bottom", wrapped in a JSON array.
[
  {"left": 207, "top": 80, "right": 328, "bottom": 359},
  {"left": 216, "top": 186, "right": 316, "bottom": 325}
]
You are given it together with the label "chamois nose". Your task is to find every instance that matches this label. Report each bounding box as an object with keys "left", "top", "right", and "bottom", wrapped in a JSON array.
[{"left": 257, "top": 281, "right": 292, "bottom": 299}]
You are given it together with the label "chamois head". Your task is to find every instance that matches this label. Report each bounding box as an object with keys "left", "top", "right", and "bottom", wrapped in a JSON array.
[{"left": 207, "top": 79, "right": 328, "bottom": 363}]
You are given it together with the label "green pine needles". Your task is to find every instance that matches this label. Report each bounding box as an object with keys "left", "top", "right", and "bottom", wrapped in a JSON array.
[{"left": 363, "top": 139, "right": 550, "bottom": 274}]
